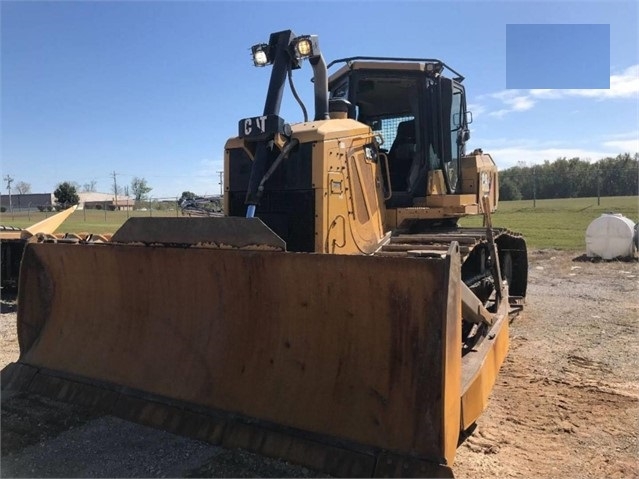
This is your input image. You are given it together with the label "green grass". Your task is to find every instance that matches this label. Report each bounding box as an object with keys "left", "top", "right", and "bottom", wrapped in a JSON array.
[
  {"left": 0, "top": 209, "right": 180, "bottom": 234},
  {"left": 2, "top": 196, "right": 638, "bottom": 250},
  {"left": 459, "top": 196, "right": 639, "bottom": 250}
]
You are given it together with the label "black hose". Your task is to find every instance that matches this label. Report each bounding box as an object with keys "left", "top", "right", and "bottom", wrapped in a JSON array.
[
  {"left": 256, "top": 138, "right": 300, "bottom": 201},
  {"left": 287, "top": 67, "right": 308, "bottom": 123}
]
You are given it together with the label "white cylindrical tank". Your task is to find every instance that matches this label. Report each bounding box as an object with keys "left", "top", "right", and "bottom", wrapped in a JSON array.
[{"left": 586, "top": 213, "right": 636, "bottom": 260}]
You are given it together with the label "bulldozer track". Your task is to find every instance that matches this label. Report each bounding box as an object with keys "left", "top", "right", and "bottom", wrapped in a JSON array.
[
  {"left": 375, "top": 227, "right": 524, "bottom": 261},
  {"left": 375, "top": 226, "right": 529, "bottom": 314}
]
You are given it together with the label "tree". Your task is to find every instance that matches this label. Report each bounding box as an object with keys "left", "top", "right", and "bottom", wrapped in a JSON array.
[
  {"left": 499, "top": 177, "right": 522, "bottom": 201},
  {"left": 82, "top": 180, "right": 97, "bottom": 192},
  {"left": 54, "top": 181, "right": 80, "bottom": 206},
  {"left": 179, "top": 191, "right": 197, "bottom": 202},
  {"left": 15, "top": 181, "right": 31, "bottom": 194},
  {"left": 497, "top": 154, "right": 638, "bottom": 201},
  {"left": 179, "top": 191, "right": 197, "bottom": 208},
  {"left": 131, "top": 177, "right": 152, "bottom": 201}
]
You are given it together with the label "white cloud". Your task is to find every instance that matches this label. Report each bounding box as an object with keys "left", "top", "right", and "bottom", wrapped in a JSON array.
[
  {"left": 511, "top": 96, "right": 535, "bottom": 111},
  {"left": 490, "top": 90, "right": 520, "bottom": 101},
  {"left": 489, "top": 109, "right": 510, "bottom": 119},
  {"left": 471, "top": 137, "right": 568, "bottom": 149},
  {"left": 487, "top": 96, "right": 536, "bottom": 118},
  {"left": 526, "top": 89, "right": 563, "bottom": 100},
  {"left": 484, "top": 65, "right": 639, "bottom": 117},
  {"left": 602, "top": 139, "right": 639, "bottom": 153},
  {"left": 467, "top": 102, "right": 486, "bottom": 118},
  {"left": 486, "top": 146, "right": 620, "bottom": 169},
  {"left": 530, "top": 65, "right": 639, "bottom": 100},
  {"left": 601, "top": 130, "right": 639, "bottom": 141},
  {"left": 599, "top": 131, "right": 639, "bottom": 153},
  {"left": 487, "top": 89, "right": 536, "bottom": 117},
  {"left": 471, "top": 134, "right": 636, "bottom": 169}
]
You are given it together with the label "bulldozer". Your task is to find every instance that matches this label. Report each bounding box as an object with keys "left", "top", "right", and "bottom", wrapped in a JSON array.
[{"left": 2, "top": 30, "right": 527, "bottom": 477}]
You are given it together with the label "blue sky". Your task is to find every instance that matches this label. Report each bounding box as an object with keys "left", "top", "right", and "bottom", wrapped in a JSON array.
[
  {"left": 506, "top": 24, "right": 610, "bottom": 89},
  {"left": 2, "top": 0, "right": 638, "bottom": 198}
]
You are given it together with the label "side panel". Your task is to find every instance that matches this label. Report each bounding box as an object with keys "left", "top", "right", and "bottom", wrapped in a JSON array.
[
  {"left": 318, "top": 138, "right": 386, "bottom": 254},
  {"left": 459, "top": 153, "right": 499, "bottom": 212},
  {"left": 18, "top": 242, "right": 461, "bottom": 464},
  {"left": 343, "top": 143, "right": 386, "bottom": 252}
]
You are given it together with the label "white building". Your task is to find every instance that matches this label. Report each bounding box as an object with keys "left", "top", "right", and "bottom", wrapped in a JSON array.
[{"left": 79, "top": 192, "right": 134, "bottom": 211}]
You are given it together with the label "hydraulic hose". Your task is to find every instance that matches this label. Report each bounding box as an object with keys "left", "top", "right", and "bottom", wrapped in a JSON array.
[
  {"left": 288, "top": 67, "right": 308, "bottom": 123},
  {"left": 245, "top": 138, "right": 300, "bottom": 218}
]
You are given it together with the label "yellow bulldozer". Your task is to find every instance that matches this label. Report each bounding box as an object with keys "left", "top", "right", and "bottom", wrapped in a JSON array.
[
  {"left": 2, "top": 30, "right": 527, "bottom": 477},
  {"left": 0, "top": 205, "right": 78, "bottom": 286}
]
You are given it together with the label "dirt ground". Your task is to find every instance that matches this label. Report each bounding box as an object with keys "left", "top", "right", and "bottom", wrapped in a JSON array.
[
  {"left": 0, "top": 294, "right": 18, "bottom": 373},
  {"left": 454, "top": 250, "right": 638, "bottom": 478},
  {"left": 1, "top": 249, "right": 637, "bottom": 478}
]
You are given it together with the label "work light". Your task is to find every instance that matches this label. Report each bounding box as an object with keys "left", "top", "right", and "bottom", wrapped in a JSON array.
[
  {"left": 292, "top": 35, "right": 319, "bottom": 59},
  {"left": 251, "top": 43, "right": 271, "bottom": 67}
]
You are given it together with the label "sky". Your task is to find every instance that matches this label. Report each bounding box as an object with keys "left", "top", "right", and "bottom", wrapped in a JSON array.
[
  {"left": 506, "top": 24, "right": 610, "bottom": 89},
  {"left": 1, "top": 0, "right": 638, "bottom": 198}
]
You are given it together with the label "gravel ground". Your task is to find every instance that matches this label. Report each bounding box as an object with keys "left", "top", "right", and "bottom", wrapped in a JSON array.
[
  {"left": 455, "top": 250, "right": 638, "bottom": 478},
  {"left": 1, "top": 394, "right": 324, "bottom": 478},
  {"left": 1, "top": 249, "right": 637, "bottom": 478},
  {"left": 2, "top": 415, "right": 215, "bottom": 478}
]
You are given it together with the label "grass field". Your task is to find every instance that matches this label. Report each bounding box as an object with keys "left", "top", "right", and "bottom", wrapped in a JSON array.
[
  {"left": 2, "top": 196, "right": 637, "bottom": 251},
  {"left": 459, "top": 196, "right": 638, "bottom": 250},
  {"left": 0, "top": 209, "right": 180, "bottom": 234}
]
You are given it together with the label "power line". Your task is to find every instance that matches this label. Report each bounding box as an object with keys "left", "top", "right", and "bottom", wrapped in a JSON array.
[{"left": 4, "top": 175, "right": 14, "bottom": 211}]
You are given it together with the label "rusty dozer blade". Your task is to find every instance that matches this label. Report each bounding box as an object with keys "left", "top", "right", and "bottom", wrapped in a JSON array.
[
  {"left": 5, "top": 238, "right": 509, "bottom": 477},
  {"left": 111, "top": 216, "right": 285, "bottom": 250}
]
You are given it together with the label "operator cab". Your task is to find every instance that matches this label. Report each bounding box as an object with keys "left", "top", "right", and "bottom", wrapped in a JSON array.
[{"left": 328, "top": 59, "right": 471, "bottom": 207}]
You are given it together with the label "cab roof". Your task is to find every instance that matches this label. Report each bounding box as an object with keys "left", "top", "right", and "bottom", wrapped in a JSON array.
[{"left": 327, "top": 57, "right": 464, "bottom": 86}]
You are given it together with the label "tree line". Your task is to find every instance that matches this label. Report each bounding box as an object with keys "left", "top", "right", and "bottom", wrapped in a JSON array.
[
  {"left": 499, "top": 153, "right": 639, "bottom": 201},
  {"left": 53, "top": 176, "right": 152, "bottom": 206}
]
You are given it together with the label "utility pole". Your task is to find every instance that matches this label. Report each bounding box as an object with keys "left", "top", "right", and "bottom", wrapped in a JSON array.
[
  {"left": 532, "top": 168, "right": 537, "bottom": 208},
  {"left": 111, "top": 171, "right": 118, "bottom": 210},
  {"left": 596, "top": 169, "right": 601, "bottom": 206},
  {"left": 217, "top": 171, "right": 224, "bottom": 196},
  {"left": 4, "top": 174, "right": 14, "bottom": 212}
]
